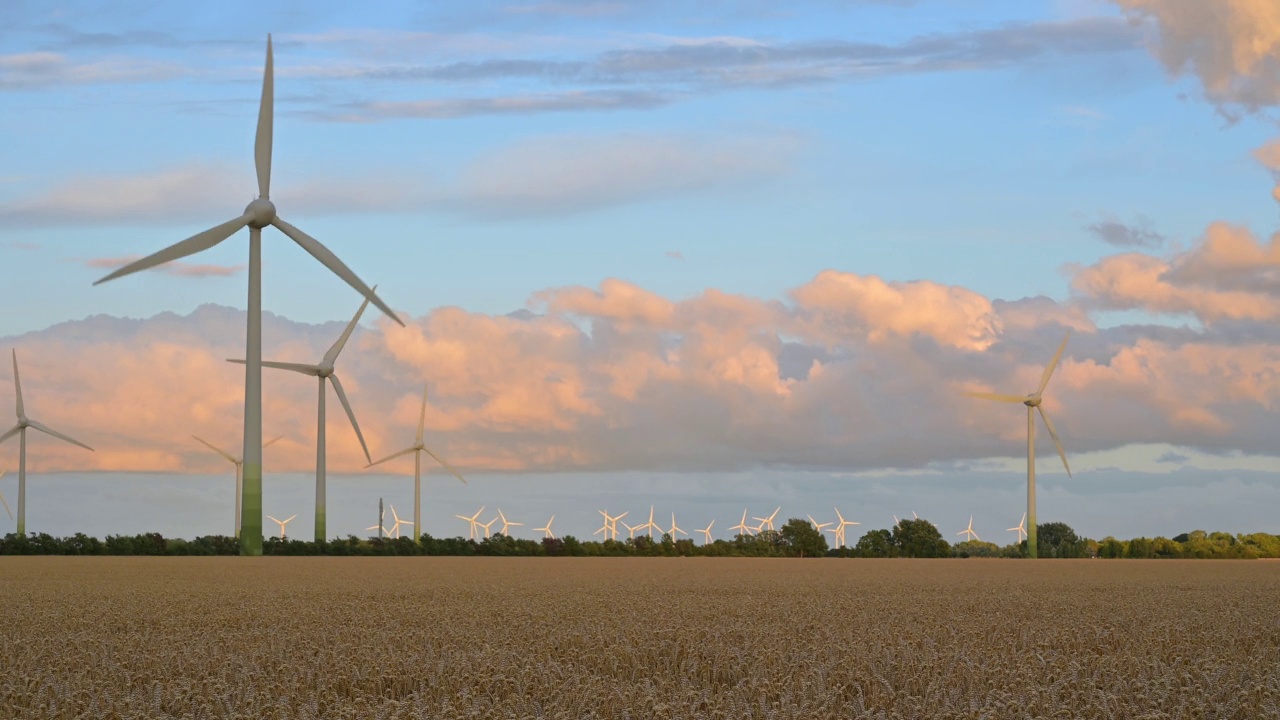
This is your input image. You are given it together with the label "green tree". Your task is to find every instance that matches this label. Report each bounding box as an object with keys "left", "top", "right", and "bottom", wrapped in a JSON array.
[
  {"left": 891, "top": 518, "right": 950, "bottom": 558},
  {"left": 779, "top": 518, "right": 829, "bottom": 558},
  {"left": 1036, "top": 522, "right": 1083, "bottom": 558},
  {"left": 854, "top": 529, "right": 894, "bottom": 557}
]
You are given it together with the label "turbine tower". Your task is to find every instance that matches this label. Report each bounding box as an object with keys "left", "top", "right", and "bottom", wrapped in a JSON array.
[
  {"left": 696, "top": 519, "right": 715, "bottom": 545},
  {"left": 496, "top": 509, "right": 523, "bottom": 537},
  {"left": 0, "top": 351, "right": 94, "bottom": 536},
  {"left": 367, "top": 386, "right": 465, "bottom": 541},
  {"left": 91, "top": 35, "right": 403, "bottom": 556},
  {"left": 388, "top": 504, "right": 413, "bottom": 539},
  {"left": 667, "top": 512, "right": 686, "bottom": 541},
  {"left": 0, "top": 470, "right": 12, "bottom": 523},
  {"left": 967, "top": 330, "right": 1072, "bottom": 559},
  {"left": 193, "top": 434, "right": 283, "bottom": 537},
  {"left": 230, "top": 292, "right": 374, "bottom": 542},
  {"left": 730, "top": 509, "right": 753, "bottom": 537},
  {"left": 956, "top": 515, "right": 981, "bottom": 543},
  {"left": 456, "top": 506, "right": 485, "bottom": 541},
  {"left": 832, "top": 508, "right": 859, "bottom": 549},
  {"left": 637, "top": 506, "right": 660, "bottom": 539}
]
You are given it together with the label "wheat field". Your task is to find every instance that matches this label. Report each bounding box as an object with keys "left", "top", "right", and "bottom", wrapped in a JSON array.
[{"left": 0, "top": 558, "right": 1276, "bottom": 719}]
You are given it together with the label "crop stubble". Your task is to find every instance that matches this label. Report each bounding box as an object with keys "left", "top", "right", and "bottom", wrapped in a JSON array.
[{"left": 1, "top": 558, "right": 1277, "bottom": 719}]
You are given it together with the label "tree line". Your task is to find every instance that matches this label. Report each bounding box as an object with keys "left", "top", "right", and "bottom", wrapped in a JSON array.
[{"left": 2, "top": 518, "right": 1277, "bottom": 558}]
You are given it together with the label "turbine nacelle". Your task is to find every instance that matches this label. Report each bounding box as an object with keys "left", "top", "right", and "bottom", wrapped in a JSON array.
[
  {"left": 1023, "top": 394, "right": 1042, "bottom": 408},
  {"left": 244, "top": 198, "right": 277, "bottom": 228}
]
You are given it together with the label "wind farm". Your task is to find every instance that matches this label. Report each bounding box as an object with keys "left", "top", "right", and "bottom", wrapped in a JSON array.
[{"left": 5, "top": 2, "right": 1280, "bottom": 718}]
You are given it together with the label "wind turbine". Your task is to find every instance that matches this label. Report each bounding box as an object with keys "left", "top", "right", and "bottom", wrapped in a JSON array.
[
  {"left": 267, "top": 514, "right": 296, "bottom": 539},
  {"left": 956, "top": 516, "right": 981, "bottom": 543},
  {"left": 534, "top": 515, "right": 556, "bottom": 539},
  {"left": 753, "top": 507, "right": 781, "bottom": 532},
  {"left": 606, "top": 511, "right": 628, "bottom": 541},
  {"left": 456, "top": 506, "right": 485, "bottom": 540},
  {"left": 622, "top": 521, "right": 642, "bottom": 540},
  {"left": 667, "top": 512, "right": 686, "bottom": 540},
  {"left": 730, "top": 509, "right": 753, "bottom": 537},
  {"left": 365, "top": 520, "right": 390, "bottom": 538},
  {"left": 0, "top": 470, "right": 11, "bottom": 523},
  {"left": 496, "top": 509, "right": 523, "bottom": 537},
  {"left": 367, "top": 385, "right": 466, "bottom": 541},
  {"left": 807, "top": 515, "right": 833, "bottom": 535},
  {"left": 1008, "top": 512, "right": 1028, "bottom": 543},
  {"left": 91, "top": 35, "right": 403, "bottom": 556},
  {"left": 478, "top": 515, "right": 497, "bottom": 539},
  {"left": 388, "top": 504, "right": 413, "bottom": 539},
  {"left": 229, "top": 291, "right": 374, "bottom": 542},
  {"left": 193, "top": 434, "right": 283, "bottom": 537},
  {"left": 1, "top": 351, "right": 94, "bottom": 536},
  {"left": 637, "top": 506, "right": 660, "bottom": 539},
  {"left": 832, "top": 508, "right": 859, "bottom": 549},
  {"left": 696, "top": 519, "right": 715, "bottom": 545},
  {"left": 966, "top": 330, "right": 1072, "bottom": 559}
]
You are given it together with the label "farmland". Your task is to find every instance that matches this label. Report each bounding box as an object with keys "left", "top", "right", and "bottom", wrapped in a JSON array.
[{"left": 1, "top": 558, "right": 1277, "bottom": 719}]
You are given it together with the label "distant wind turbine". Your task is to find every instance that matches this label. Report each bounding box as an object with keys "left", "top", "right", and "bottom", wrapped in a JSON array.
[
  {"left": 967, "top": 330, "right": 1072, "bottom": 558},
  {"left": 456, "top": 506, "right": 485, "bottom": 541},
  {"left": 388, "top": 504, "right": 413, "bottom": 539},
  {"left": 229, "top": 291, "right": 374, "bottom": 542},
  {"left": 1008, "top": 512, "right": 1028, "bottom": 542},
  {"left": 267, "top": 514, "right": 296, "bottom": 539},
  {"left": 637, "top": 506, "right": 660, "bottom": 539},
  {"left": 753, "top": 507, "right": 781, "bottom": 532},
  {"left": 497, "top": 509, "right": 523, "bottom": 537},
  {"left": 832, "top": 508, "right": 859, "bottom": 549},
  {"left": 956, "top": 515, "right": 981, "bottom": 543},
  {"left": 91, "top": 35, "right": 403, "bottom": 556},
  {"left": 193, "top": 434, "right": 283, "bottom": 537},
  {"left": 730, "top": 509, "right": 753, "bottom": 537},
  {"left": 478, "top": 515, "right": 497, "bottom": 540},
  {"left": 534, "top": 515, "right": 556, "bottom": 539},
  {"left": 0, "top": 351, "right": 94, "bottom": 536},
  {"left": 807, "top": 514, "right": 833, "bottom": 535},
  {"left": 367, "top": 386, "right": 466, "bottom": 541},
  {"left": 667, "top": 512, "right": 686, "bottom": 540},
  {"left": 696, "top": 519, "right": 715, "bottom": 545}
]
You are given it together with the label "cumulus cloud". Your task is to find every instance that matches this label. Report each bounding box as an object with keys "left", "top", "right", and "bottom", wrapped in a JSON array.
[
  {"left": 1114, "top": 0, "right": 1280, "bottom": 112},
  {"left": 6, "top": 251, "right": 1280, "bottom": 475}
]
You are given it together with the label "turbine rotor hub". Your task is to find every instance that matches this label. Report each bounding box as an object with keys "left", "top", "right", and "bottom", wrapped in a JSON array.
[
  {"left": 1024, "top": 395, "right": 1042, "bottom": 407},
  {"left": 244, "top": 198, "right": 277, "bottom": 228}
]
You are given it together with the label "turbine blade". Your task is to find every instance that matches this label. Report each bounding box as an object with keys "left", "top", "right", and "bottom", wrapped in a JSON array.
[
  {"left": 416, "top": 385, "right": 428, "bottom": 445},
  {"left": 270, "top": 217, "right": 403, "bottom": 326},
  {"left": 366, "top": 446, "right": 417, "bottom": 468},
  {"left": 256, "top": 34, "right": 273, "bottom": 199},
  {"left": 28, "top": 420, "right": 93, "bottom": 451},
  {"left": 421, "top": 446, "right": 467, "bottom": 484},
  {"left": 1037, "top": 330, "right": 1071, "bottom": 395},
  {"left": 192, "top": 435, "right": 237, "bottom": 464},
  {"left": 329, "top": 374, "right": 371, "bottom": 464},
  {"left": 1037, "top": 406, "right": 1072, "bottom": 477},
  {"left": 226, "top": 359, "right": 321, "bottom": 375},
  {"left": 323, "top": 291, "right": 373, "bottom": 367},
  {"left": 92, "top": 215, "right": 249, "bottom": 285},
  {"left": 11, "top": 350, "right": 23, "bottom": 418},
  {"left": 263, "top": 435, "right": 285, "bottom": 449},
  {"left": 0, "top": 490, "right": 11, "bottom": 520},
  {"left": 965, "top": 391, "right": 1027, "bottom": 404}
]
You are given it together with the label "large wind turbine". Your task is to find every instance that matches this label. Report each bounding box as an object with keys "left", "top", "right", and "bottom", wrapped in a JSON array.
[
  {"left": 967, "top": 330, "right": 1072, "bottom": 559},
  {"left": 366, "top": 386, "right": 466, "bottom": 541},
  {"left": 231, "top": 292, "right": 375, "bottom": 542},
  {"left": 0, "top": 351, "right": 94, "bottom": 536},
  {"left": 193, "top": 434, "right": 283, "bottom": 537},
  {"left": 91, "top": 35, "right": 402, "bottom": 556}
]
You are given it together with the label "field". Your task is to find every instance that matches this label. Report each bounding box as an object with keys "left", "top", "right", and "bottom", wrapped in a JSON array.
[{"left": 1, "top": 558, "right": 1277, "bottom": 719}]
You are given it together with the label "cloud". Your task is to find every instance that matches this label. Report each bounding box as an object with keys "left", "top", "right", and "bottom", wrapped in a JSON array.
[
  {"left": 0, "top": 51, "right": 186, "bottom": 89},
  {"left": 314, "top": 89, "right": 670, "bottom": 122},
  {"left": 82, "top": 256, "right": 245, "bottom": 279},
  {"left": 0, "top": 131, "right": 799, "bottom": 225},
  {"left": 665, "top": 250, "right": 684, "bottom": 260},
  {"left": 1086, "top": 216, "right": 1167, "bottom": 247},
  {"left": 1113, "top": 0, "right": 1280, "bottom": 113}
]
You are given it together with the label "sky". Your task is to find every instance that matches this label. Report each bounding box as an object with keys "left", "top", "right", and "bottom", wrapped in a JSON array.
[{"left": 3, "top": 0, "right": 1280, "bottom": 543}]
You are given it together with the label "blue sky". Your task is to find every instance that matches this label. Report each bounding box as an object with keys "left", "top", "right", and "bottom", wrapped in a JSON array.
[{"left": 3, "top": 0, "right": 1280, "bottom": 541}]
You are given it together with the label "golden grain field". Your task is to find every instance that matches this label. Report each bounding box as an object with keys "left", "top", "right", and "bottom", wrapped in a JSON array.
[{"left": 1, "top": 558, "right": 1277, "bottom": 719}]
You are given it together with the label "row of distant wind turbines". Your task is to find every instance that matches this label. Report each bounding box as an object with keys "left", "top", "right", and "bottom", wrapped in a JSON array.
[{"left": 0, "top": 34, "right": 1074, "bottom": 558}]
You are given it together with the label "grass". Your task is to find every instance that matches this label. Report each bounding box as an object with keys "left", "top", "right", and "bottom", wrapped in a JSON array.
[{"left": 1, "top": 558, "right": 1276, "bottom": 718}]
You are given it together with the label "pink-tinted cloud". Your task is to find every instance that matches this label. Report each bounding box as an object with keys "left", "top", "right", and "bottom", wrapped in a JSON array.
[{"left": 83, "top": 256, "right": 246, "bottom": 279}]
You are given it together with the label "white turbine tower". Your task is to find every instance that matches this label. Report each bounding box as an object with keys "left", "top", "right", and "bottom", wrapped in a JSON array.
[
  {"left": 478, "top": 516, "right": 497, "bottom": 540},
  {"left": 1008, "top": 512, "right": 1028, "bottom": 543},
  {"left": 229, "top": 291, "right": 374, "bottom": 542},
  {"left": 832, "top": 508, "right": 860, "bottom": 549},
  {"left": 267, "top": 514, "right": 296, "bottom": 539},
  {"left": 638, "top": 506, "right": 660, "bottom": 539},
  {"left": 0, "top": 351, "right": 94, "bottom": 536},
  {"left": 456, "top": 506, "right": 486, "bottom": 541},
  {"left": 967, "top": 330, "right": 1072, "bottom": 559},
  {"left": 956, "top": 516, "right": 981, "bottom": 543},
  {"left": 193, "top": 434, "right": 283, "bottom": 537},
  {"left": 367, "top": 386, "right": 466, "bottom": 541},
  {"left": 534, "top": 515, "right": 556, "bottom": 539},
  {"left": 667, "top": 512, "right": 686, "bottom": 541},
  {"left": 92, "top": 35, "right": 403, "bottom": 556},
  {"left": 388, "top": 504, "right": 413, "bottom": 539}
]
